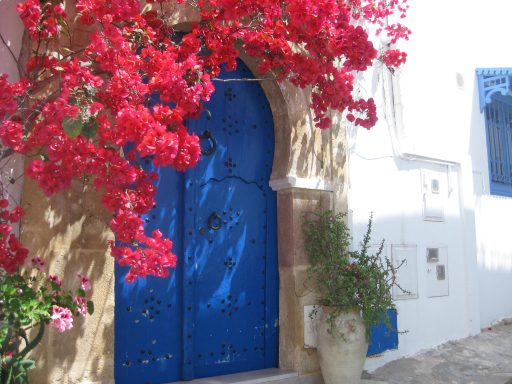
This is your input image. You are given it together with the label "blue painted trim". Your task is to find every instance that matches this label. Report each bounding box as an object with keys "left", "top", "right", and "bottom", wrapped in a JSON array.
[
  {"left": 483, "top": 97, "right": 512, "bottom": 197},
  {"left": 367, "top": 309, "right": 398, "bottom": 356},
  {"left": 476, "top": 68, "right": 512, "bottom": 112}
]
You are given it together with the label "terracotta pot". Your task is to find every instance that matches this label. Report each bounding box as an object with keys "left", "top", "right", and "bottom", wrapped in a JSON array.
[{"left": 315, "top": 308, "right": 368, "bottom": 384}]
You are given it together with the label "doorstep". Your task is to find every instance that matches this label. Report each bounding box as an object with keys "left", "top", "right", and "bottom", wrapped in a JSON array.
[
  {"left": 169, "top": 368, "right": 297, "bottom": 384},
  {"left": 168, "top": 369, "right": 387, "bottom": 384}
]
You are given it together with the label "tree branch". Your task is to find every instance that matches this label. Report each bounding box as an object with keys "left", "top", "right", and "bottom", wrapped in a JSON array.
[{"left": 0, "top": 32, "right": 23, "bottom": 77}]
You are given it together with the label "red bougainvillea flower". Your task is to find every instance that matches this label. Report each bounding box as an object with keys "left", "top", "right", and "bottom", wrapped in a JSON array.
[{"left": 0, "top": 0, "right": 409, "bottom": 281}]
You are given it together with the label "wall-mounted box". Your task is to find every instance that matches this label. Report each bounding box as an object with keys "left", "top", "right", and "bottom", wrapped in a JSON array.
[
  {"left": 422, "top": 171, "right": 445, "bottom": 222},
  {"left": 427, "top": 248, "right": 439, "bottom": 263},
  {"left": 426, "top": 247, "right": 449, "bottom": 297},
  {"left": 391, "top": 245, "right": 418, "bottom": 300}
]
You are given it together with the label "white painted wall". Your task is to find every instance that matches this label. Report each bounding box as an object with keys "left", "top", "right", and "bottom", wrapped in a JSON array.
[
  {"left": 347, "top": 0, "right": 512, "bottom": 371},
  {"left": 0, "top": 0, "right": 25, "bottom": 216}
]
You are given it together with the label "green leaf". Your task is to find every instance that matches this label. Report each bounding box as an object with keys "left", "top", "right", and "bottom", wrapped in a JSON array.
[
  {"left": 82, "top": 118, "right": 98, "bottom": 139},
  {"left": 50, "top": 282, "right": 61, "bottom": 292},
  {"left": 87, "top": 300, "right": 94, "bottom": 315},
  {"left": 83, "top": 84, "right": 97, "bottom": 95},
  {"left": 62, "top": 117, "right": 83, "bottom": 139}
]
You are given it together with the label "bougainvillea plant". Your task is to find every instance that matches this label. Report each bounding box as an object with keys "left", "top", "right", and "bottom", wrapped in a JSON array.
[{"left": 0, "top": 0, "right": 410, "bottom": 283}]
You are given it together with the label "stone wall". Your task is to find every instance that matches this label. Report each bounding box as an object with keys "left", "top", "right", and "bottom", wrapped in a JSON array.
[{"left": 22, "top": 179, "right": 115, "bottom": 384}]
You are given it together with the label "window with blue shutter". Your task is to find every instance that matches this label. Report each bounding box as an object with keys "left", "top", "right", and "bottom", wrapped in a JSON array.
[{"left": 477, "top": 68, "right": 512, "bottom": 196}]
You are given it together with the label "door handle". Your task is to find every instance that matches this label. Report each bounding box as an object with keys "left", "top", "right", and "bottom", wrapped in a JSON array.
[
  {"left": 208, "top": 212, "right": 223, "bottom": 230},
  {"left": 199, "top": 130, "right": 217, "bottom": 156}
]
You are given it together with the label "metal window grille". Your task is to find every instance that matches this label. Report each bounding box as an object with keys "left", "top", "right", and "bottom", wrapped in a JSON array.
[{"left": 484, "top": 97, "right": 512, "bottom": 196}]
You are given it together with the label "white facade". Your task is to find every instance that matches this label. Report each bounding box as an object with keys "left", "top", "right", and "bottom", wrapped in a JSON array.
[{"left": 347, "top": 1, "right": 512, "bottom": 371}]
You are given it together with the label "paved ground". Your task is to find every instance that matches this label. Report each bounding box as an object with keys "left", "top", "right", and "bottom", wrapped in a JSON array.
[{"left": 362, "top": 321, "right": 512, "bottom": 384}]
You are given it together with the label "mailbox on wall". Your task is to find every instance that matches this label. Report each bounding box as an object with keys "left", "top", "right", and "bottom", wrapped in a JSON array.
[
  {"left": 422, "top": 171, "right": 446, "bottom": 222},
  {"left": 426, "top": 247, "right": 449, "bottom": 297},
  {"left": 391, "top": 244, "right": 418, "bottom": 300}
]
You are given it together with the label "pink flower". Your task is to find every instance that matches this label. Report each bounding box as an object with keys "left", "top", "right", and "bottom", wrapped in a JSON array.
[
  {"left": 48, "top": 274, "right": 62, "bottom": 286},
  {"left": 30, "top": 256, "right": 45, "bottom": 271},
  {"left": 74, "top": 296, "right": 88, "bottom": 316},
  {"left": 50, "top": 306, "right": 73, "bottom": 333},
  {"left": 77, "top": 273, "right": 91, "bottom": 291}
]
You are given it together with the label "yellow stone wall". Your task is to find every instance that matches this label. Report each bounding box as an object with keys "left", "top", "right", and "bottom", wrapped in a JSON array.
[{"left": 23, "top": 179, "right": 115, "bottom": 384}]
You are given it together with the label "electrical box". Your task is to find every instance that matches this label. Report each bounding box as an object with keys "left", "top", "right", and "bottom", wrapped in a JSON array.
[
  {"left": 426, "top": 247, "right": 449, "bottom": 297},
  {"left": 422, "top": 171, "right": 445, "bottom": 222},
  {"left": 427, "top": 248, "right": 439, "bottom": 263},
  {"left": 391, "top": 245, "right": 418, "bottom": 300}
]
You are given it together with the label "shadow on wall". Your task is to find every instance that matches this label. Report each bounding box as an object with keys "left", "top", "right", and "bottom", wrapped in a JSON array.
[{"left": 21, "top": 176, "right": 115, "bottom": 384}]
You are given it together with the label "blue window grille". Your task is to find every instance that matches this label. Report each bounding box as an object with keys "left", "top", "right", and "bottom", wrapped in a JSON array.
[{"left": 477, "top": 68, "right": 512, "bottom": 196}]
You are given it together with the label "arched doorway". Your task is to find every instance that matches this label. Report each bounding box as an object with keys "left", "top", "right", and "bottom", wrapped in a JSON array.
[{"left": 115, "top": 60, "right": 278, "bottom": 384}]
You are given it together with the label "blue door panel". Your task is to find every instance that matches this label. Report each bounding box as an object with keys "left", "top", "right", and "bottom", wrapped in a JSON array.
[
  {"left": 191, "top": 180, "right": 267, "bottom": 377},
  {"left": 115, "top": 166, "right": 184, "bottom": 383},
  {"left": 183, "top": 60, "right": 277, "bottom": 379},
  {"left": 367, "top": 309, "right": 398, "bottom": 355},
  {"left": 116, "top": 60, "right": 278, "bottom": 383}
]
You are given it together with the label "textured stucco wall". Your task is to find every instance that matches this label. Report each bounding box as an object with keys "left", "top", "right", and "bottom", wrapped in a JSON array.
[{"left": 22, "top": 179, "right": 115, "bottom": 384}]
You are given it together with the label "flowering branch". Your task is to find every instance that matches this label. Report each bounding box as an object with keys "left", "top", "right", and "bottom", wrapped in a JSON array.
[{"left": 0, "top": 0, "right": 409, "bottom": 283}]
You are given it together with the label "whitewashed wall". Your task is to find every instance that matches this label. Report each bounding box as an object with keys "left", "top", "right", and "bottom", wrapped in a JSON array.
[
  {"left": 347, "top": 0, "right": 512, "bottom": 370},
  {"left": 0, "top": 0, "right": 25, "bottom": 215}
]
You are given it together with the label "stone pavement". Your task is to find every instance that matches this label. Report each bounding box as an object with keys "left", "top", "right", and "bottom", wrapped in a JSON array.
[
  {"left": 176, "top": 322, "right": 512, "bottom": 384},
  {"left": 362, "top": 321, "right": 512, "bottom": 384}
]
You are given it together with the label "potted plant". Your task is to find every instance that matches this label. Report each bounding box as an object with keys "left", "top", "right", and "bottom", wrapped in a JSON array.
[
  {"left": 303, "top": 209, "right": 401, "bottom": 384},
  {"left": 0, "top": 260, "right": 94, "bottom": 384}
]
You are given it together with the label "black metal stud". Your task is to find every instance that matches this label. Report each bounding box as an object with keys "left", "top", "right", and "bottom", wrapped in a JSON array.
[
  {"left": 225, "top": 158, "right": 236, "bottom": 173},
  {"left": 224, "top": 257, "right": 236, "bottom": 269}
]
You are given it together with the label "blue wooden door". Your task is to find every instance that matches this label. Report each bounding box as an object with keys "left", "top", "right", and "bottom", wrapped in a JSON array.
[{"left": 115, "top": 61, "right": 278, "bottom": 384}]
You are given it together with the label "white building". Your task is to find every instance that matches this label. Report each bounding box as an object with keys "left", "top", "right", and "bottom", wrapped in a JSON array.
[{"left": 348, "top": 0, "right": 512, "bottom": 371}]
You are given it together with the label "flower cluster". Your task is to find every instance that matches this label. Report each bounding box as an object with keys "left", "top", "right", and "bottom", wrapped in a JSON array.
[
  {"left": 0, "top": 199, "right": 28, "bottom": 274},
  {"left": 381, "top": 49, "right": 408, "bottom": 69},
  {"left": 0, "top": 0, "right": 409, "bottom": 281},
  {"left": 1, "top": 263, "right": 93, "bottom": 378},
  {"left": 16, "top": 0, "right": 66, "bottom": 40}
]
